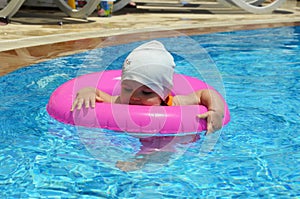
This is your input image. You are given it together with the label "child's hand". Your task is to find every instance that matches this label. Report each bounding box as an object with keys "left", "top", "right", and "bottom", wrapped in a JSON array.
[
  {"left": 197, "top": 110, "right": 223, "bottom": 135},
  {"left": 71, "top": 87, "right": 104, "bottom": 111}
]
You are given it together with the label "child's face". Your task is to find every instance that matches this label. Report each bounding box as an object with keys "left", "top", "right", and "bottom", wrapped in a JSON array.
[{"left": 120, "top": 80, "right": 162, "bottom": 106}]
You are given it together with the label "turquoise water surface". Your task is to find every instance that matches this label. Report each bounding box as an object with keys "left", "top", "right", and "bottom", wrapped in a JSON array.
[{"left": 0, "top": 26, "right": 299, "bottom": 198}]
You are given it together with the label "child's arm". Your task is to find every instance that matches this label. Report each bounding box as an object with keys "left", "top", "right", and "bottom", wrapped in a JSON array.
[
  {"left": 174, "top": 89, "right": 225, "bottom": 135},
  {"left": 196, "top": 89, "right": 225, "bottom": 135},
  {"left": 70, "top": 87, "right": 116, "bottom": 111}
]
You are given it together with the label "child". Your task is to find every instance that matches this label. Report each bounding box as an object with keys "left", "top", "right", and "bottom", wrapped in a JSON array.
[{"left": 71, "top": 40, "right": 225, "bottom": 171}]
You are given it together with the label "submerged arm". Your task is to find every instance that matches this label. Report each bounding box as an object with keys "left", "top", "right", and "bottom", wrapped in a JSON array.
[{"left": 116, "top": 151, "right": 174, "bottom": 172}]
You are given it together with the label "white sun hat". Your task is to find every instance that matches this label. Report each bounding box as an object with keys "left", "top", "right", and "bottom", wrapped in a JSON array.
[{"left": 121, "top": 40, "right": 175, "bottom": 100}]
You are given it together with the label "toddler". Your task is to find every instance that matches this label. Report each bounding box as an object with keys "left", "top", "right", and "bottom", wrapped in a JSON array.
[{"left": 71, "top": 40, "right": 225, "bottom": 171}]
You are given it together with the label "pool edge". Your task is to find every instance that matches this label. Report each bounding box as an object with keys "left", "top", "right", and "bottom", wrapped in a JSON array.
[{"left": 1, "top": 20, "right": 300, "bottom": 76}]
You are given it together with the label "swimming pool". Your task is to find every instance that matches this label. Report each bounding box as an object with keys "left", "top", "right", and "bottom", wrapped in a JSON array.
[{"left": 1, "top": 26, "right": 299, "bottom": 198}]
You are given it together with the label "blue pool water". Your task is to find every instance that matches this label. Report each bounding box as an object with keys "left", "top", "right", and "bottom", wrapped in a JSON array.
[{"left": 1, "top": 26, "right": 299, "bottom": 198}]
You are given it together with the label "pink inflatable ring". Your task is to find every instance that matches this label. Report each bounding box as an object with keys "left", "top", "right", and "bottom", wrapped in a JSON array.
[{"left": 47, "top": 70, "right": 230, "bottom": 135}]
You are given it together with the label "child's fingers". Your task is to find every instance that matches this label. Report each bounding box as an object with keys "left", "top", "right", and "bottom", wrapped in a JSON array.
[
  {"left": 85, "top": 98, "right": 91, "bottom": 108},
  {"left": 205, "top": 121, "right": 214, "bottom": 135},
  {"left": 71, "top": 98, "right": 84, "bottom": 111},
  {"left": 90, "top": 96, "right": 104, "bottom": 108},
  {"left": 197, "top": 112, "right": 208, "bottom": 119},
  {"left": 197, "top": 112, "right": 216, "bottom": 135},
  {"left": 70, "top": 99, "right": 78, "bottom": 111},
  {"left": 90, "top": 97, "right": 96, "bottom": 108},
  {"left": 76, "top": 98, "right": 84, "bottom": 110},
  {"left": 95, "top": 96, "right": 104, "bottom": 102},
  {"left": 71, "top": 95, "right": 102, "bottom": 111}
]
